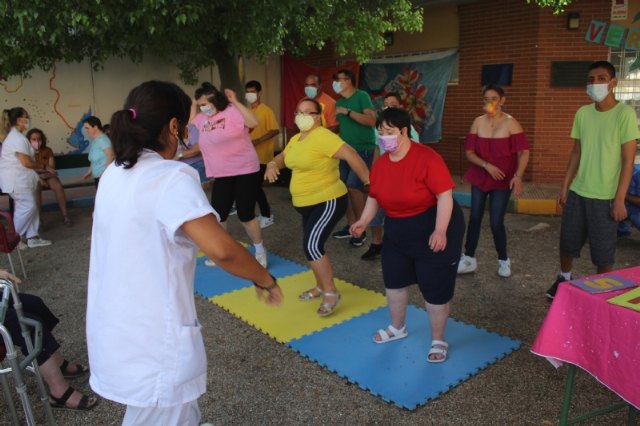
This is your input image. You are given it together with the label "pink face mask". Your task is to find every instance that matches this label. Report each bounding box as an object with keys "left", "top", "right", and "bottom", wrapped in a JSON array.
[
  {"left": 378, "top": 134, "right": 399, "bottom": 152},
  {"left": 30, "top": 141, "right": 41, "bottom": 150}
]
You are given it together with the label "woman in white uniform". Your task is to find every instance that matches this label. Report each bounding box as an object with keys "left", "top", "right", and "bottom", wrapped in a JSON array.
[
  {"left": 0, "top": 108, "right": 51, "bottom": 248},
  {"left": 86, "top": 81, "right": 282, "bottom": 426}
]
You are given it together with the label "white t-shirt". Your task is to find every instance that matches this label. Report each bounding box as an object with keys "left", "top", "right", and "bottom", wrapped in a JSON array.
[
  {"left": 0, "top": 127, "right": 38, "bottom": 193},
  {"left": 87, "top": 150, "right": 216, "bottom": 407}
]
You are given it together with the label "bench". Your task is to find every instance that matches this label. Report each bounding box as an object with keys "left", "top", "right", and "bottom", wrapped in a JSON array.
[{"left": 1, "top": 153, "right": 93, "bottom": 213}]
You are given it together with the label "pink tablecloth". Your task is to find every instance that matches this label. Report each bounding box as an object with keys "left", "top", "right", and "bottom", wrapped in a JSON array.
[{"left": 531, "top": 267, "right": 640, "bottom": 409}]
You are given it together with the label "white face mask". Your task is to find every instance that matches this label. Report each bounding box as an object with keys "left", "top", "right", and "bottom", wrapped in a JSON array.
[
  {"left": 199, "top": 105, "right": 216, "bottom": 116},
  {"left": 586, "top": 83, "right": 610, "bottom": 102},
  {"left": 245, "top": 92, "right": 258, "bottom": 104},
  {"left": 295, "top": 114, "right": 315, "bottom": 132}
]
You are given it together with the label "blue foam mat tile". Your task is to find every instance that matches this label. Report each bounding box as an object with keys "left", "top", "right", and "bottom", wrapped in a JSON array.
[
  {"left": 288, "top": 305, "right": 521, "bottom": 410},
  {"left": 194, "top": 249, "right": 308, "bottom": 298}
]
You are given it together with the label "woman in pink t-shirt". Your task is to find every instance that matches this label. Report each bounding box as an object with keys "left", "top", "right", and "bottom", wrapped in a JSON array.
[
  {"left": 457, "top": 84, "right": 530, "bottom": 278},
  {"left": 189, "top": 82, "right": 268, "bottom": 268}
]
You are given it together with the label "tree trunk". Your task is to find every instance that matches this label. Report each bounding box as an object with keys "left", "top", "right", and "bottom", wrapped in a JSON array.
[{"left": 211, "top": 43, "right": 244, "bottom": 95}]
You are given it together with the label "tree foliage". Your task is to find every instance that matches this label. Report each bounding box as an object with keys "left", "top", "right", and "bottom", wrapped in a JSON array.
[
  {"left": 0, "top": 0, "right": 423, "bottom": 88},
  {"left": 528, "top": 0, "right": 573, "bottom": 14}
]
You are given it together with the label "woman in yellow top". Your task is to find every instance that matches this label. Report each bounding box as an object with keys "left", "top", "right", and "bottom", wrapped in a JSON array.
[{"left": 265, "top": 99, "right": 369, "bottom": 316}]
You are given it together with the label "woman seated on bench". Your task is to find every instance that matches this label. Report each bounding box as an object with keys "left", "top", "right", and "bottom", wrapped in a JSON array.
[{"left": 27, "top": 129, "right": 70, "bottom": 226}]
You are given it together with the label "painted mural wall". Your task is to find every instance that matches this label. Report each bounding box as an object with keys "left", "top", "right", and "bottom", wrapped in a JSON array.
[{"left": 1, "top": 55, "right": 281, "bottom": 153}]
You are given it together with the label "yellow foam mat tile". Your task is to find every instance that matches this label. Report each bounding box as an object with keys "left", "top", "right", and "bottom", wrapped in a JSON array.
[{"left": 210, "top": 270, "right": 387, "bottom": 343}]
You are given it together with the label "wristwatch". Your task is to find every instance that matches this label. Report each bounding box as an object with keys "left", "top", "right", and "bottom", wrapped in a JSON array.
[
  {"left": 178, "top": 152, "right": 183, "bottom": 159},
  {"left": 347, "top": 109, "right": 352, "bottom": 117}
]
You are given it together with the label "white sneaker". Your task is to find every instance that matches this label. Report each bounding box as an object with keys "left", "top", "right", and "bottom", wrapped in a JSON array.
[
  {"left": 27, "top": 237, "right": 52, "bottom": 248},
  {"left": 457, "top": 254, "right": 477, "bottom": 274},
  {"left": 498, "top": 258, "right": 511, "bottom": 277},
  {"left": 204, "top": 258, "right": 216, "bottom": 267},
  {"left": 255, "top": 251, "right": 268, "bottom": 268},
  {"left": 259, "top": 215, "right": 274, "bottom": 229},
  {"left": 18, "top": 241, "right": 28, "bottom": 250}
]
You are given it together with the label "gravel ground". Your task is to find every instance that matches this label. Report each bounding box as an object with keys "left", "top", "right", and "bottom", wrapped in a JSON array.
[{"left": 1, "top": 184, "right": 639, "bottom": 425}]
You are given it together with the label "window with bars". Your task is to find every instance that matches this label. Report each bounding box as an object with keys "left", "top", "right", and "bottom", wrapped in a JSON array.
[{"left": 610, "top": 48, "right": 640, "bottom": 114}]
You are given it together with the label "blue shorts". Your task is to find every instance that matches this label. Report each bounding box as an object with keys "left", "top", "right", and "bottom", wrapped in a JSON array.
[{"left": 339, "top": 149, "right": 373, "bottom": 190}]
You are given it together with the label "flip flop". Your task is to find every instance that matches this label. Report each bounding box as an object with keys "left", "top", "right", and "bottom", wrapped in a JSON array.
[
  {"left": 373, "top": 324, "right": 408, "bottom": 344},
  {"left": 427, "top": 340, "right": 449, "bottom": 363}
]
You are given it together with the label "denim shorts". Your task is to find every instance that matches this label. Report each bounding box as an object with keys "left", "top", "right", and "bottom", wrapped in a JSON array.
[
  {"left": 370, "top": 207, "right": 386, "bottom": 227},
  {"left": 339, "top": 149, "right": 373, "bottom": 190}
]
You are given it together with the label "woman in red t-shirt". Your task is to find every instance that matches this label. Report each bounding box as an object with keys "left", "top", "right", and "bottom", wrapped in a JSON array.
[
  {"left": 26, "top": 129, "right": 70, "bottom": 225},
  {"left": 457, "top": 85, "right": 530, "bottom": 278},
  {"left": 350, "top": 108, "right": 464, "bottom": 363}
]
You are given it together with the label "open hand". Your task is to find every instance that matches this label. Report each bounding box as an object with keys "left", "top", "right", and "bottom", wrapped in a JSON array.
[{"left": 428, "top": 229, "right": 447, "bottom": 252}]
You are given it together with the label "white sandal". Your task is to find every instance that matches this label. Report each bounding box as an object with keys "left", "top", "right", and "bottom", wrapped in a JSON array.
[
  {"left": 372, "top": 324, "right": 408, "bottom": 344},
  {"left": 427, "top": 340, "right": 449, "bottom": 363},
  {"left": 298, "top": 286, "right": 324, "bottom": 301}
]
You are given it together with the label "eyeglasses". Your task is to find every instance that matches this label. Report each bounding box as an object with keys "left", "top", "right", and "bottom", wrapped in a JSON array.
[
  {"left": 295, "top": 112, "right": 320, "bottom": 116},
  {"left": 335, "top": 77, "right": 350, "bottom": 81}
]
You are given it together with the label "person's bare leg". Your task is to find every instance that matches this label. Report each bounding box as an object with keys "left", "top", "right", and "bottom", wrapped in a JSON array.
[
  {"left": 371, "top": 226, "right": 383, "bottom": 245},
  {"left": 425, "top": 301, "right": 450, "bottom": 361},
  {"left": 597, "top": 264, "right": 613, "bottom": 274},
  {"left": 373, "top": 288, "right": 409, "bottom": 342},
  {"left": 560, "top": 253, "right": 573, "bottom": 274},
  {"left": 348, "top": 187, "right": 366, "bottom": 221},
  {"left": 39, "top": 350, "right": 94, "bottom": 408},
  {"left": 48, "top": 177, "right": 69, "bottom": 218},
  {"left": 241, "top": 218, "right": 263, "bottom": 245},
  {"left": 309, "top": 255, "right": 338, "bottom": 308}
]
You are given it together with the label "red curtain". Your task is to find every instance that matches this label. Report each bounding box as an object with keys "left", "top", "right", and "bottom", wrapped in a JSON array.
[{"left": 281, "top": 55, "right": 359, "bottom": 130}]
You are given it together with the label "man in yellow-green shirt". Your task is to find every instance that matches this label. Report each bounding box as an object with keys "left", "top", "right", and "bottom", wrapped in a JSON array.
[
  {"left": 246, "top": 80, "right": 280, "bottom": 229},
  {"left": 546, "top": 61, "right": 640, "bottom": 299}
]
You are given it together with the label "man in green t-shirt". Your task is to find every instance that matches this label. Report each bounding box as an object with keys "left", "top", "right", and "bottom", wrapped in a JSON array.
[
  {"left": 546, "top": 61, "right": 640, "bottom": 299},
  {"left": 330, "top": 69, "right": 376, "bottom": 247}
]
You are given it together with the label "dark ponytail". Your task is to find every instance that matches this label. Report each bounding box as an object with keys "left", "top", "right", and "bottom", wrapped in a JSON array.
[{"left": 110, "top": 81, "right": 191, "bottom": 169}]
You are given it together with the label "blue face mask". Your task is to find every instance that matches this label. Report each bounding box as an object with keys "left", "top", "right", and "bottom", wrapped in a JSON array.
[
  {"left": 304, "top": 86, "right": 318, "bottom": 99},
  {"left": 81, "top": 128, "right": 90, "bottom": 139},
  {"left": 332, "top": 81, "right": 343, "bottom": 94}
]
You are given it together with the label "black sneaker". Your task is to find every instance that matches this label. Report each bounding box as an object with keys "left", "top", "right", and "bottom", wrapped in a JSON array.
[
  {"left": 546, "top": 275, "right": 567, "bottom": 300},
  {"left": 350, "top": 232, "right": 367, "bottom": 247},
  {"left": 361, "top": 243, "right": 382, "bottom": 260},
  {"left": 332, "top": 225, "right": 351, "bottom": 239}
]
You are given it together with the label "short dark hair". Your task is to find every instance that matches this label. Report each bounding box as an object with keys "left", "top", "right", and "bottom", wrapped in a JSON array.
[
  {"left": 589, "top": 61, "right": 616, "bottom": 79},
  {"left": 482, "top": 84, "right": 505, "bottom": 97},
  {"left": 245, "top": 80, "right": 262, "bottom": 92},
  {"left": 110, "top": 80, "right": 191, "bottom": 169},
  {"left": 26, "top": 128, "right": 47, "bottom": 148},
  {"left": 298, "top": 98, "right": 322, "bottom": 115},
  {"left": 194, "top": 82, "right": 229, "bottom": 112},
  {"left": 383, "top": 92, "right": 402, "bottom": 104},
  {"left": 83, "top": 116, "right": 103, "bottom": 130},
  {"left": 376, "top": 107, "right": 411, "bottom": 134},
  {"left": 334, "top": 69, "right": 356, "bottom": 86}
]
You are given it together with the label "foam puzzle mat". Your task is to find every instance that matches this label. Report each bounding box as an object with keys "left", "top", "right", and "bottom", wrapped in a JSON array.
[{"left": 195, "top": 245, "right": 521, "bottom": 409}]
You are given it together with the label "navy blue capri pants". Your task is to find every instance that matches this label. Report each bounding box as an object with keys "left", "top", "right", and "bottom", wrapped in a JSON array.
[
  {"left": 295, "top": 195, "right": 348, "bottom": 261},
  {"left": 382, "top": 200, "right": 465, "bottom": 305}
]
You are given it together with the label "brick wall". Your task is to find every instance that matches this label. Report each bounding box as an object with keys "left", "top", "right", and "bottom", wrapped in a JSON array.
[{"left": 437, "top": 0, "right": 610, "bottom": 183}]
